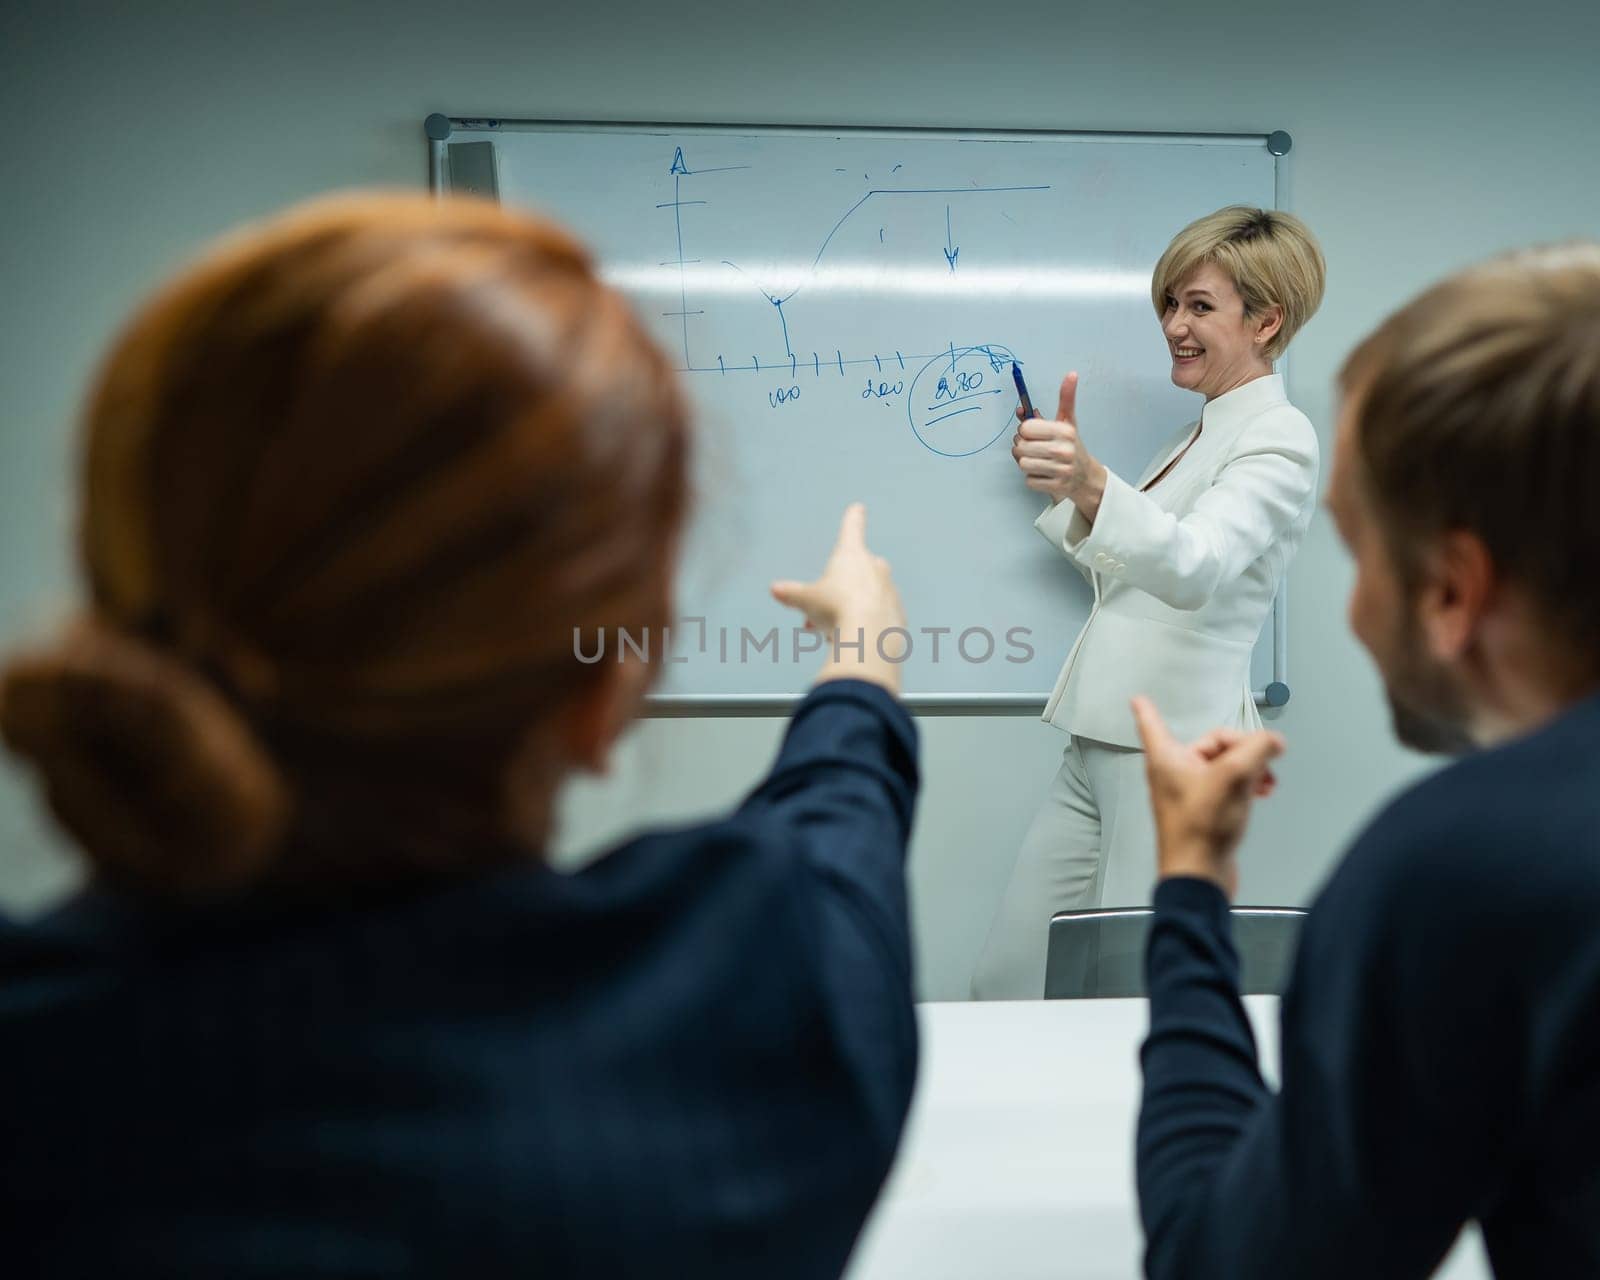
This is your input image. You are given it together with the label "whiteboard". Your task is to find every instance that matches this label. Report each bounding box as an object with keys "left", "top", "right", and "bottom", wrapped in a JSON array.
[{"left": 428, "top": 120, "right": 1288, "bottom": 709}]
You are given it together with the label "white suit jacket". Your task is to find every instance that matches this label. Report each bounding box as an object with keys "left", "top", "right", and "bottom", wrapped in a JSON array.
[{"left": 1034, "top": 373, "right": 1319, "bottom": 748}]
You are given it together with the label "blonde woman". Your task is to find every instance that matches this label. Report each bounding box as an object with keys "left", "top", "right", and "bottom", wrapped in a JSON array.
[{"left": 973, "top": 207, "right": 1326, "bottom": 999}]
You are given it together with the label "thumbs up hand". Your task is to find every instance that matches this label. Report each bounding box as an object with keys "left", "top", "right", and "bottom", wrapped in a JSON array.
[{"left": 1012, "top": 372, "right": 1108, "bottom": 515}]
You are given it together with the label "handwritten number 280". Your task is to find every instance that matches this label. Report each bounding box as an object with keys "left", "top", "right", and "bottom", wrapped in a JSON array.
[{"left": 934, "top": 370, "right": 983, "bottom": 401}]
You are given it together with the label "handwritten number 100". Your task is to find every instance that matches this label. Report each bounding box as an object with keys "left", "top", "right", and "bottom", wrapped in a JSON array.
[{"left": 769, "top": 385, "right": 802, "bottom": 408}]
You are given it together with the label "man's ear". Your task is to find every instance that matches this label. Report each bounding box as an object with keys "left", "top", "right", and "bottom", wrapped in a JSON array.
[
  {"left": 1417, "top": 530, "right": 1495, "bottom": 662},
  {"left": 563, "top": 655, "right": 651, "bottom": 776}
]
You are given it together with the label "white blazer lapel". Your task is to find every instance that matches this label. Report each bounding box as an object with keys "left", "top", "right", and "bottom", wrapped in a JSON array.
[
  {"left": 1135, "top": 374, "right": 1291, "bottom": 500},
  {"left": 1134, "top": 419, "right": 1201, "bottom": 489}
]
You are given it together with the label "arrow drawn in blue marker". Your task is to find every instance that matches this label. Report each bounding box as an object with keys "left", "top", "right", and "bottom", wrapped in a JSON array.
[
  {"left": 943, "top": 206, "right": 960, "bottom": 272},
  {"left": 670, "top": 147, "right": 689, "bottom": 175}
]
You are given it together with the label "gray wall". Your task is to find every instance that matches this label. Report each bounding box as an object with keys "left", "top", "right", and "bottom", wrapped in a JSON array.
[{"left": 3, "top": 0, "right": 1596, "bottom": 998}]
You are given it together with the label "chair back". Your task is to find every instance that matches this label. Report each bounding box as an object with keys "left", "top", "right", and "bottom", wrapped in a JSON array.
[{"left": 1044, "top": 906, "right": 1306, "bottom": 999}]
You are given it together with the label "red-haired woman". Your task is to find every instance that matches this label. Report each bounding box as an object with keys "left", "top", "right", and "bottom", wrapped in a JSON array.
[{"left": 0, "top": 194, "right": 918, "bottom": 1278}]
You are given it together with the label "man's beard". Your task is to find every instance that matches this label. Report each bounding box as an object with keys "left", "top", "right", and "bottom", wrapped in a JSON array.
[
  {"left": 1383, "top": 615, "right": 1478, "bottom": 755},
  {"left": 1385, "top": 689, "right": 1478, "bottom": 756}
]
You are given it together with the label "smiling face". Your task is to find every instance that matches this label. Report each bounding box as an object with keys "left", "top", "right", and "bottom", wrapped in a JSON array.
[{"left": 1161, "top": 262, "right": 1281, "bottom": 402}]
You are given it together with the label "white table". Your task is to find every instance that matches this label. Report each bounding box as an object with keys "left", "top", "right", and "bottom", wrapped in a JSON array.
[{"left": 846, "top": 999, "right": 1490, "bottom": 1279}]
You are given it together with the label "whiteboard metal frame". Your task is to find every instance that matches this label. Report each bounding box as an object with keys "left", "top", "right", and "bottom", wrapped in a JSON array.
[{"left": 423, "top": 115, "right": 1295, "bottom": 716}]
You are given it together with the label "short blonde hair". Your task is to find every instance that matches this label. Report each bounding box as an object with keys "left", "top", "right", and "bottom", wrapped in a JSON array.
[{"left": 1151, "top": 206, "right": 1326, "bottom": 361}]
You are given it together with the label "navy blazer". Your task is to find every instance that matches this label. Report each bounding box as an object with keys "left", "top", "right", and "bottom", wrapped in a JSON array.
[{"left": 0, "top": 679, "right": 920, "bottom": 1278}]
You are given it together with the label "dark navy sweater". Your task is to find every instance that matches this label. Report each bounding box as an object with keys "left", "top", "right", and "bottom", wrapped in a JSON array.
[
  {"left": 0, "top": 679, "right": 919, "bottom": 1279},
  {"left": 1140, "top": 691, "right": 1600, "bottom": 1278}
]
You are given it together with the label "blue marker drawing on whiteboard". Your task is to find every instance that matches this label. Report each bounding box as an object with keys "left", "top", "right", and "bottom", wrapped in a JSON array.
[
  {"left": 652, "top": 148, "right": 1049, "bottom": 383},
  {"left": 716, "top": 180, "right": 1051, "bottom": 355},
  {"left": 907, "top": 345, "right": 1020, "bottom": 458},
  {"left": 659, "top": 144, "right": 752, "bottom": 367}
]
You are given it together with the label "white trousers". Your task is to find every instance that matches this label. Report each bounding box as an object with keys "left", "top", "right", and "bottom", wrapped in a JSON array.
[{"left": 970, "top": 737, "right": 1157, "bottom": 1000}]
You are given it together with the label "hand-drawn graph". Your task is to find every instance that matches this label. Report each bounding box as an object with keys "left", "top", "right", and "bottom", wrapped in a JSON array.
[
  {"left": 656, "top": 145, "right": 1049, "bottom": 458},
  {"left": 453, "top": 122, "right": 1281, "bottom": 699}
]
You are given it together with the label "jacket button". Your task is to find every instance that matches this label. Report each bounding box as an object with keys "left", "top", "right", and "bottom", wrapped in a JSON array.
[{"left": 1093, "top": 553, "right": 1109, "bottom": 566}]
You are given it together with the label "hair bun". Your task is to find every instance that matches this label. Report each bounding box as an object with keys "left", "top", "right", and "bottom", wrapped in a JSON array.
[{"left": 0, "top": 619, "right": 291, "bottom": 898}]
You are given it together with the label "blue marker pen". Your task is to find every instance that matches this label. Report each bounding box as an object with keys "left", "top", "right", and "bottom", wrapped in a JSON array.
[{"left": 1011, "top": 362, "right": 1039, "bottom": 420}]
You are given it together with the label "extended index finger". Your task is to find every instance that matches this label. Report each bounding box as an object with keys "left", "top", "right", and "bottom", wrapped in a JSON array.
[
  {"left": 834, "top": 502, "right": 868, "bottom": 554},
  {"left": 1130, "top": 695, "right": 1179, "bottom": 757}
]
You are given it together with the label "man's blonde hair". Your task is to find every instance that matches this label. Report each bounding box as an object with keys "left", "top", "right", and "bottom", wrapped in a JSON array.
[
  {"left": 1339, "top": 242, "right": 1600, "bottom": 662},
  {"left": 1150, "top": 206, "right": 1326, "bottom": 360}
]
